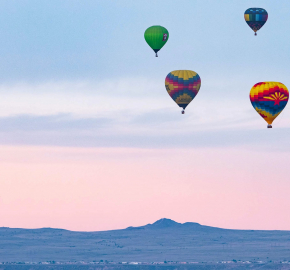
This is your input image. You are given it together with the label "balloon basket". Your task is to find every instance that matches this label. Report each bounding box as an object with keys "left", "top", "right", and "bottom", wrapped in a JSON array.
[
  {"left": 155, "top": 53, "right": 158, "bottom": 57},
  {"left": 182, "top": 110, "right": 185, "bottom": 114},
  {"left": 255, "top": 33, "right": 257, "bottom": 36},
  {"left": 267, "top": 124, "right": 272, "bottom": 128}
]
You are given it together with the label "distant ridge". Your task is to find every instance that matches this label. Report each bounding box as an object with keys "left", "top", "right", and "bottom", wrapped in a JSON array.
[
  {"left": 0, "top": 218, "right": 204, "bottom": 233},
  {"left": 151, "top": 218, "right": 182, "bottom": 228},
  {"left": 1, "top": 218, "right": 287, "bottom": 233},
  {"left": 127, "top": 218, "right": 203, "bottom": 230},
  {"left": 1, "top": 218, "right": 290, "bottom": 263}
]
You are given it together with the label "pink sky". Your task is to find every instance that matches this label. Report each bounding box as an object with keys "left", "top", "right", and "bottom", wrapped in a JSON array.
[{"left": 0, "top": 145, "right": 290, "bottom": 231}]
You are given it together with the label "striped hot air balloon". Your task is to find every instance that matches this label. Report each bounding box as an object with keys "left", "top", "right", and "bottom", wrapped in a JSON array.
[
  {"left": 244, "top": 8, "right": 268, "bottom": 35},
  {"left": 165, "top": 70, "right": 201, "bottom": 114},
  {"left": 250, "top": 82, "right": 289, "bottom": 128}
]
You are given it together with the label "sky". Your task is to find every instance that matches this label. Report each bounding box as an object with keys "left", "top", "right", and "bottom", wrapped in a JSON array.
[{"left": 1, "top": 0, "right": 290, "bottom": 231}]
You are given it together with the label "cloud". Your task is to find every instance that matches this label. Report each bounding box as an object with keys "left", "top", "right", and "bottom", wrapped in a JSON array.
[
  {"left": 0, "top": 113, "right": 289, "bottom": 151},
  {"left": 0, "top": 79, "right": 289, "bottom": 149},
  {"left": 0, "top": 114, "right": 112, "bottom": 132}
]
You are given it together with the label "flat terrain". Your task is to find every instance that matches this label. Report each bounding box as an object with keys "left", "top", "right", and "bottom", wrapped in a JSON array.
[
  {"left": 1, "top": 265, "right": 290, "bottom": 270},
  {"left": 1, "top": 219, "right": 290, "bottom": 263}
]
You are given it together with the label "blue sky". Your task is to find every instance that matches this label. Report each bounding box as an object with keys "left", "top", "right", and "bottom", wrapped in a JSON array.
[
  {"left": 0, "top": 0, "right": 289, "bottom": 149},
  {"left": 2, "top": 0, "right": 290, "bottom": 232}
]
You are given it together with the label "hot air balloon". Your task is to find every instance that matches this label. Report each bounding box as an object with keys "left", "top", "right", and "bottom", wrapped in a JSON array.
[
  {"left": 144, "top": 26, "right": 169, "bottom": 57},
  {"left": 244, "top": 8, "right": 268, "bottom": 35},
  {"left": 250, "top": 82, "right": 289, "bottom": 128},
  {"left": 165, "top": 70, "right": 201, "bottom": 114}
]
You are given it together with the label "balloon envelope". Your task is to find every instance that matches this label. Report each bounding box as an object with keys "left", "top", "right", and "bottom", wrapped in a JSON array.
[
  {"left": 144, "top": 26, "right": 169, "bottom": 56},
  {"left": 165, "top": 70, "right": 201, "bottom": 111},
  {"left": 244, "top": 8, "right": 268, "bottom": 35},
  {"left": 250, "top": 82, "right": 289, "bottom": 126}
]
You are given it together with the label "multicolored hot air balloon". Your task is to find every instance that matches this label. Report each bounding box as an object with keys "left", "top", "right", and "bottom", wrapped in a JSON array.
[
  {"left": 144, "top": 26, "right": 169, "bottom": 57},
  {"left": 250, "top": 82, "right": 289, "bottom": 128},
  {"left": 165, "top": 70, "right": 201, "bottom": 114},
  {"left": 244, "top": 8, "right": 268, "bottom": 35}
]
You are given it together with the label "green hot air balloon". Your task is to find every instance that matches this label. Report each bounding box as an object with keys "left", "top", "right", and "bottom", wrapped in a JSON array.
[{"left": 144, "top": 26, "right": 169, "bottom": 57}]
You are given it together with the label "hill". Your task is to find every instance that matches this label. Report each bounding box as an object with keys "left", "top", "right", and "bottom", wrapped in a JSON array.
[{"left": 1, "top": 218, "right": 290, "bottom": 263}]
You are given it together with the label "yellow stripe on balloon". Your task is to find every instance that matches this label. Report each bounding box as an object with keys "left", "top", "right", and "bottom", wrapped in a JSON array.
[{"left": 175, "top": 94, "right": 193, "bottom": 105}]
